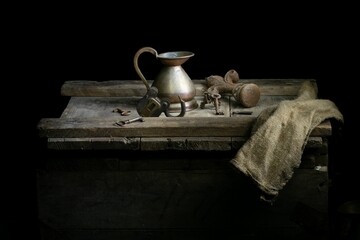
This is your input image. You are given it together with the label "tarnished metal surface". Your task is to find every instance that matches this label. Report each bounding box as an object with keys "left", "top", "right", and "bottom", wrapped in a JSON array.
[
  {"left": 136, "top": 86, "right": 186, "bottom": 117},
  {"left": 134, "top": 47, "right": 198, "bottom": 112}
]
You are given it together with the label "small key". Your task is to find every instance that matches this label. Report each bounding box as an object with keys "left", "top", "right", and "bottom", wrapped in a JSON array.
[{"left": 115, "top": 116, "right": 144, "bottom": 126}]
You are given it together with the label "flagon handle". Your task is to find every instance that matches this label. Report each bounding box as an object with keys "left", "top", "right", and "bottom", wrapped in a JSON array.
[{"left": 133, "top": 47, "right": 158, "bottom": 91}]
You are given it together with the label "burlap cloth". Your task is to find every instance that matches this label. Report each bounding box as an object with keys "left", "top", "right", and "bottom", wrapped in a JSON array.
[{"left": 230, "top": 80, "right": 343, "bottom": 199}]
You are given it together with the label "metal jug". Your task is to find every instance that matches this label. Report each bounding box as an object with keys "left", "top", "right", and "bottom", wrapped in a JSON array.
[{"left": 134, "top": 47, "right": 198, "bottom": 112}]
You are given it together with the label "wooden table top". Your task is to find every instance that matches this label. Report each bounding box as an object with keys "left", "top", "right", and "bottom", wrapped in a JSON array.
[{"left": 37, "top": 79, "right": 331, "bottom": 151}]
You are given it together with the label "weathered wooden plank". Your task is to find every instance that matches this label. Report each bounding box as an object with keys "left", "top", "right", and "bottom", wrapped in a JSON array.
[
  {"left": 60, "top": 96, "right": 230, "bottom": 119},
  {"left": 61, "top": 79, "right": 316, "bottom": 97},
  {"left": 305, "top": 137, "right": 324, "bottom": 149},
  {"left": 47, "top": 137, "right": 232, "bottom": 151},
  {"left": 61, "top": 80, "right": 148, "bottom": 97},
  {"left": 230, "top": 95, "right": 294, "bottom": 117},
  {"left": 59, "top": 94, "right": 308, "bottom": 122},
  {"left": 47, "top": 137, "right": 140, "bottom": 150},
  {"left": 309, "top": 122, "right": 332, "bottom": 136},
  {"left": 59, "top": 95, "right": 297, "bottom": 124},
  {"left": 37, "top": 117, "right": 332, "bottom": 138},
  {"left": 61, "top": 80, "right": 207, "bottom": 97},
  {"left": 46, "top": 136, "right": 324, "bottom": 151},
  {"left": 60, "top": 97, "right": 141, "bottom": 119},
  {"left": 38, "top": 117, "right": 255, "bottom": 138},
  {"left": 141, "top": 137, "right": 232, "bottom": 151}
]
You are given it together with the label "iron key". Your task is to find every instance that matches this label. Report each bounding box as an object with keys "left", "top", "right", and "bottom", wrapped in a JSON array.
[{"left": 115, "top": 116, "right": 144, "bottom": 126}]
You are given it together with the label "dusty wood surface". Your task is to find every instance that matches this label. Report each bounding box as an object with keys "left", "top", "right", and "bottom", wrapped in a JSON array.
[
  {"left": 140, "top": 137, "right": 232, "bottom": 151},
  {"left": 61, "top": 79, "right": 316, "bottom": 97},
  {"left": 47, "top": 136, "right": 325, "bottom": 152},
  {"left": 61, "top": 95, "right": 230, "bottom": 119},
  {"left": 38, "top": 117, "right": 331, "bottom": 139},
  {"left": 38, "top": 78, "right": 333, "bottom": 150},
  {"left": 38, "top": 117, "right": 255, "bottom": 138},
  {"left": 48, "top": 137, "right": 141, "bottom": 150}
]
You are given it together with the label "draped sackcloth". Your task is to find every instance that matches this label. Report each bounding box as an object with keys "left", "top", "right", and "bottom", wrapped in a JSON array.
[{"left": 230, "top": 80, "right": 343, "bottom": 199}]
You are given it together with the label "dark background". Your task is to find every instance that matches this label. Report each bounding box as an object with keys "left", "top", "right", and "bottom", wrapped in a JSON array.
[{"left": 4, "top": 7, "right": 358, "bottom": 239}]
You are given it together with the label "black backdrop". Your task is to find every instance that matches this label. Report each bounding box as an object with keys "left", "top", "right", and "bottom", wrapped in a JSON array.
[{"left": 4, "top": 9, "right": 358, "bottom": 239}]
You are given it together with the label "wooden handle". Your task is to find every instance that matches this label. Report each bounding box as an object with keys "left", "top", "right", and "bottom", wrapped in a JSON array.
[
  {"left": 233, "top": 83, "right": 260, "bottom": 108},
  {"left": 205, "top": 70, "right": 260, "bottom": 108}
]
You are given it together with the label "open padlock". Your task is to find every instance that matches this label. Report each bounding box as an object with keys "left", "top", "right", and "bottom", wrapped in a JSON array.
[{"left": 136, "top": 87, "right": 186, "bottom": 117}]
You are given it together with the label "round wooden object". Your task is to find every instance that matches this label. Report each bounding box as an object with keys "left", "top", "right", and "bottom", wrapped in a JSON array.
[{"left": 232, "top": 83, "right": 261, "bottom": 108}]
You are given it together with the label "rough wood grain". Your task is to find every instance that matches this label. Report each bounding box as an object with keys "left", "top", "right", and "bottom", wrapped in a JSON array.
[
  {"left": 60, "top": 96, "right": 229, "bottom": 119},
  {"left": 58, "top": 95, "right": 302, "bottom": 120},
  {"left": 230, "top": 95, "right": 294, "bottom": 117},
  {"left": 37, "top": 117, "right": 255, "bottom": 138},
  {"left": 47, "top": 136, "right": 323, "bottom": 151},
  {"left": 48, "top": 137, "right": 140, "bottom": 150},
  {"left": 59, "top": 95, "right": 297, "bottom": 121},
  {"left": 60, "top": 97, "right": 141, "bottom": 119},
  {"left": 141, "top": 137, "right": 232, "bottom": 151},
  {"left": 61, "top": 79, "right": 316, "bottom": 97},
  {"left": 39, "top": 79, "right": 333, "bottom": 151},
  {"left": 38, "top": 117, "right": 332, "bottom": 138}
]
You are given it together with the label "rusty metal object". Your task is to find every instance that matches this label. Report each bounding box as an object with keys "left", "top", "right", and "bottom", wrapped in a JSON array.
[
  {"left": 200, "top": 91, "right": 223, "bottom": 115},
  {"left": 115, "top": 116, "right": 144, "bottom": 126},
  {"left": 136, "top": 86, "right": 186, "bottom": 117},
  {"left": 200, "top": 70, "right": 260, "bottom": 115}
]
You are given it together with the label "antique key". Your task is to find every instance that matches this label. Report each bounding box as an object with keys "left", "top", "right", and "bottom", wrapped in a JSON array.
[{"left": 115, "top": 116, "right": 144, "bottom": 126}]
